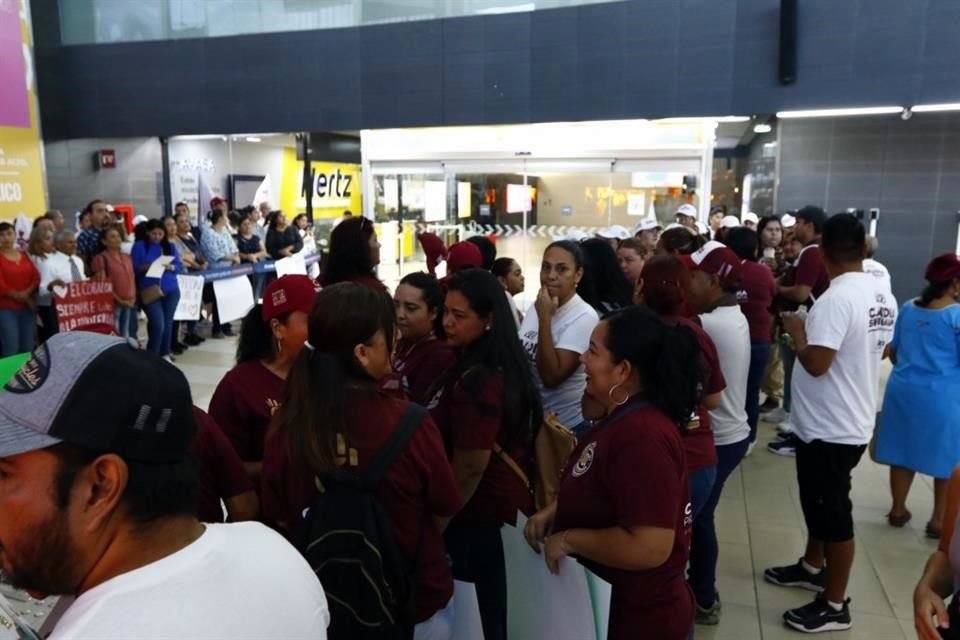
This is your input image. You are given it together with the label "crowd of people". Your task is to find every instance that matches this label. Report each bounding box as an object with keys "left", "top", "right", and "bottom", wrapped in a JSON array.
[
  {"left": 0, "top": 197, "right": 321, "bottom": 363},
  {"left": 0, "top": 197, "right": 959, "bottom": 640}
]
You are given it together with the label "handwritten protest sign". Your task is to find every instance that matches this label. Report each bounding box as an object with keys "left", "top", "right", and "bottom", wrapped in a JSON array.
[
  {"left": 53, "top": 281, "right": 115, "bottom": 335},
  {"left": 174, "top": 275, "right": 204, "bottom": 321}
]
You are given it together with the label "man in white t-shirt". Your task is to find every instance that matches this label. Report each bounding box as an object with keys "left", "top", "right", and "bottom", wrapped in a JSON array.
[
  {"left": 0, "top": 333, "right": 329, "bottom": 640},
  {"left": 680, "top": 240, "right": 751, "bottom": 624},
  {"left": 764, "top": 214, "right": 896, "bottom": 634}
]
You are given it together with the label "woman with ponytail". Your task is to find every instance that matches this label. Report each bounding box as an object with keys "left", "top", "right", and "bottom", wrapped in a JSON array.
[
  {"left": 261, "top": 282, "right": 461, "bottom": 637},
  {"left": 208, "top": 275, "right": 315, "bottom": 481},
  {"left": 524, "top": 305, "right": 701, "bottom": 640},
  {"left": 876, "top": 253, "right": 960, "bottom": 536},
  {"left": 426, "top": 268, "right": 543, "bottom": 640}
]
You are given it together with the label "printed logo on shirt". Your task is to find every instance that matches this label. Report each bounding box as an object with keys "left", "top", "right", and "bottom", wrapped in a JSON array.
[
  {"left": 571, "top": 442, "right": 596, "bottom": 478},
  {"left": 683, "top": 501, "right": 693, "bottom": 531},
  {"left": 521, "top": 331, "right": 538, "bottom": 360},
  {"left": 266, "top": 398, "right": 280, "bottom": 416},
  {"left": 5, "top": 344, "right": 50, "bottom": 394},
  {"left": 426, "top": 388, "right": 443, "bottom": 411}
]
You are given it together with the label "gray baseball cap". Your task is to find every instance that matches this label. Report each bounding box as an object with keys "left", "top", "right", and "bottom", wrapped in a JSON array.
[{"left": 0, "top": 332, "right": 196, "bottom": 463}]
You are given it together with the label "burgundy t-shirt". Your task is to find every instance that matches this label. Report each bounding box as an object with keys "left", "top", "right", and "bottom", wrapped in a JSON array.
[
  {"left": 392, "top": 337, "right": 456, "bottom": 406},
  {"left": 428, "top": 368, "right": 533, "bottom": 525},
  {"left": 737, "top": 261, "right": 777, "bottom": 342},
  {"left": 192, "top": 407, "right": 253, "bottom": 523},
  {"left": 260, "top": 391, "right": 462, "bottom": 623},
  {"left": 209, "top": 360, "right": 285, "bottom": 462},
  {"left": 671, "top": 317, "right": 723, "bottom": 472},
  {"left": 793, "top": 244, "right": 830, "bottom": 305},
  {"left": 554, "top": 403, "right": 694, "bottom": 640}
]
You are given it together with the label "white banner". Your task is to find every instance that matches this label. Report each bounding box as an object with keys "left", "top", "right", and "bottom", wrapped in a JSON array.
[
  {"left": 275, "top": 254, "right": 307, "bottom": 277},
  {"left": 212, "top": 276, "right": 254, "bottom": 323},
  {"left": 173, "top": 275, "right": 204, "bottom": 321}
]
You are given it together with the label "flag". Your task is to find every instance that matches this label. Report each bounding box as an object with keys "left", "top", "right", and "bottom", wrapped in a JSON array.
[
  {"left": 251, "top": 175, "right": 273, "bottom": 209},
  {"left": 197, "top": 170, "right": 214, "bottom": 227}
]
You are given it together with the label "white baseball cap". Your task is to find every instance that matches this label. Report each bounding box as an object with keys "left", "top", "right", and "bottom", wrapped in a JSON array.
[
  {"left": 781, "top": 214, "right": 796, "bottom": 228},
  {"left": 720, "top": 215, "right": 741, "bottom": 229},
  {"left": 565, "top": 229, "right": 589, "bottom": 242},
  {"left": 597, "top": 225, "right": 631, "bottom": 241},
  {"left": 663, "top": 222, "right": 690, "bottom": 232},
  {"left": 742, "top": 212, "right": 759, "bottom": 225},
  {"left": 634, "top": 218, "right": 662, "bottom": 234},
  {"left": 675, "top": 204, "right": 698, "bottom": 219}
]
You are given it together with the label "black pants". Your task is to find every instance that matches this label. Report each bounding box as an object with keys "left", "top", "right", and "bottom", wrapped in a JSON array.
[
  {"left": 796, "top": 439, "right": 866, "bottom": 542},
  {"left": 444, "top": 521, "right": 506, "bottom": 640}
]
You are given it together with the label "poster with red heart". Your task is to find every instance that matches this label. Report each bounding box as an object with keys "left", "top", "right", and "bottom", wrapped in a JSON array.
[{"left": 54, "top": 281, "right": 116, "bottom": 335}]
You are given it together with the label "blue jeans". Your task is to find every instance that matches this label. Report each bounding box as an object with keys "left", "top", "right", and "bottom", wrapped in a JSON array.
[
  {"left": 143, "top": 290, "right": 181, "bottom": 355},
  {"left": 688, "top": 437, "right": 749, "bottom": 609},
  {"left": 781, "top": 342, "right": 797, "bottom": 413},
  {"left": 689, "top": 465, "right": 718, "bottom": 521},
  {"left": 0, "top": 309, "right": 35, "bottom": 356},
  {"left": 114, "top": 306, "right": 134, "bottom": 340},
  {"left": 746, "top": 341, "right": 771, "bottom": 443}
]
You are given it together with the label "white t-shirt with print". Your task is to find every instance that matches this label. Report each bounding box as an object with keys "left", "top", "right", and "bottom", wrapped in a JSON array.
[
  {"left": 792, "top": 272, "right": 897, "bottom": 445},
  {"left": 863, "top": 258, "right": 892, "bottom": 294},
  {"left": 520, "top": 294, "right": 599, "bottom": 428},
  {"left": 698, "top": 305, "right": 751, "bottom": 446},
  {"left": 50, "top": 522, "right": 329, "bottom": 640}
]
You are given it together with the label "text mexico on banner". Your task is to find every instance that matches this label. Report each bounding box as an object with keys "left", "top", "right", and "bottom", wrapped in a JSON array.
[
  {"left": 54, "top": 281, "right": 115, "bottom": 335},
  {"left": 174, "top": 275, "right": 204, "bottom": 321},
  {"left": 212, "top": 276, "right": 255, "bottom": 324}
]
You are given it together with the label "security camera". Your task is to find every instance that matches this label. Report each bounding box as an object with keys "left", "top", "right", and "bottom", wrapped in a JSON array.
[{"left": 901, "top": 107, "right": 913, "bottom": 121}]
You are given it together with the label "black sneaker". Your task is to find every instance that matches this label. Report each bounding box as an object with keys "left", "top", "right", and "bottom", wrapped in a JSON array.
[
  {"left": 783, "top": 596, "right": 851, "bottom": 633},
  {"left": 767, "top": 433, "right": 800, "bottom": 456},
  {"left": 764, "top": 560, "right": 825, "bottom": 592},
  {"left": 221, "top": 325, "right": 236, "bottom": 337}
]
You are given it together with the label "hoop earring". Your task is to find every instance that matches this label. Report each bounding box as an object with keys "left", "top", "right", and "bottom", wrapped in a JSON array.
[
  {"left": 276, "top": 339, "right": 283, "bottom": 355},
  {"left": 608, "top": 383, "right": 630, "bottom": 407}
]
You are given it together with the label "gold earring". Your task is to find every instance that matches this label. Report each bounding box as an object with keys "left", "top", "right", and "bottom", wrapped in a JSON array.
[{"left": 608, "top": 383, "right": 630, "bottom": 406}]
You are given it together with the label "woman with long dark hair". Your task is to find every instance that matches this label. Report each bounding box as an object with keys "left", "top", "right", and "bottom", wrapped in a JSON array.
[
  {"left": 319, "top": 215, "right": 385, "bottom": 291},
  {"left": 578, "top": 238, "right": 634, "bottom": 312},
  {"left": 427, "top": 268, "right": 543, "bottom": 640},
  {"left": 265, "top": 211, "right": 303, "bottom": 260},
  {"left": 209, "top": 275, "right": 315, "bottom": 481},
  {"left": 519, "top": 241, "right": 599, "bottom": 434},
  {"left": 524, "top": 305, "right": 700, "bottom": 639},
  {"left": 656, "top": 226, "right": 706, "bottom": 257},
  {"left": 261, "top": 282, "right": 461, "bottom": 638},
  {"left": 131, "top": 219, "right": 182, "bottom": 359},
  {"left": 757, "top": 215, "right": 787, "bottom": 415},
  {"left": 492, "top": 257, "right": 525, "bottom": 328},
  {"left": 391, "top": 272, "right": 454, "bottom": 405}
]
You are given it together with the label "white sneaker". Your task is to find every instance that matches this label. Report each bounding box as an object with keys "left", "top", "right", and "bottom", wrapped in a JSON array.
[
  {"left": 777, "top": 416, "right": 793, "bottom": 435},
  {"left": 764, "top": 408, "right": 788, "bottom": 424},
  {"left": 745, "top": 440, "right": 757, "bottom": 457},
  {"left": 162, "top": 355, "right": 175, "bottom": 363}
]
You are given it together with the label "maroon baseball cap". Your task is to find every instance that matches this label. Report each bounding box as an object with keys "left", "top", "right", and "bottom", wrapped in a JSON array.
[
  {"left": 262, "top": 275, "right": 319, "bottom": 321},
  {"left": 925, "top": 254, "right": 960, "bottom": 286},
  {"left": 679, "top": 240, "right": 743, "bottom": 288},
  {"left": 210, "top": 196, "right": 226, "bottom": 209},
  {"left": 447, "top": 241, "right": 483, "bottom": 273}
]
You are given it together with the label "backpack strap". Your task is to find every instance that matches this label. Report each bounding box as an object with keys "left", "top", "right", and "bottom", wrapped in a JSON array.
[{"left": 362, "top": 403, "right": 426, "bottom": 490}]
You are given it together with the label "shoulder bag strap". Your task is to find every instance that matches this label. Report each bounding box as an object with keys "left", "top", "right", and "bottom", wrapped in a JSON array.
[{"left": 362, "top": 403, "right": 426, "bottom": 489}]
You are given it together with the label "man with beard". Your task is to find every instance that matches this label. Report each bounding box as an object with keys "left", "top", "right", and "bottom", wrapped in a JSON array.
[{"left": 0, "top": 333, "right": 328, "bottom": 639}]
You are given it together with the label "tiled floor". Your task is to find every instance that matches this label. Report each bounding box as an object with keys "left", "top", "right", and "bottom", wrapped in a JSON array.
[{"left": 177, "top": 335, "right": 928, "bottom": 639}]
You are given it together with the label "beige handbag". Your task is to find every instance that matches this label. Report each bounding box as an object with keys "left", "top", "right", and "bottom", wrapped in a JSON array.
[{"left": 493, "top": 413, "right": 578, "bottom": 511}]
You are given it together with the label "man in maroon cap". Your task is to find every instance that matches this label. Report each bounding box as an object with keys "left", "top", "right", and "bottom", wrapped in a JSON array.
[
  {"left": 417, "top": 232, "right": 448, "bottom": 276},
  {"left": 680, "top": 241, "right": 752, "bottom": 625},
  {"left": 439, "top": 241, "right": 483, "bottom": 288}
]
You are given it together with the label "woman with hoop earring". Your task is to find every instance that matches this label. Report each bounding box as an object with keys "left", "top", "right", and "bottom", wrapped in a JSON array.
[{"left": 523, "top": 306, "right": 702, "bottom": 639}]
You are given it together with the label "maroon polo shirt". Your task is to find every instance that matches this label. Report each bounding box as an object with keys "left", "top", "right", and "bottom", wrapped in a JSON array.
[
  {"left": 208, "top": 360, "right": 285, "bottom": 463},
  {"left": 737, "top": 260, "right": 778, "bottom": 342},
  {"left": 192, "top": 407, "right": 253, "bottom": 523}
]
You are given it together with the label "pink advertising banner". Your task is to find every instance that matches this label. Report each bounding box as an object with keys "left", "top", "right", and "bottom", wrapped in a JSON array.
[{"left": 0, "top": 0, "right": 29, "bottom": 128}]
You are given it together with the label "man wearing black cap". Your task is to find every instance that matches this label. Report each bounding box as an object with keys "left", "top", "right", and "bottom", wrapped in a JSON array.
[
  {"left": 0, "top": 333, "right": 329, "bottom": 639},
  {"left": 768, "top": 205, "right": 831, "bottom": 456},
  {"left": 763, "top": 214, "right": 896, "bottom": 633}
]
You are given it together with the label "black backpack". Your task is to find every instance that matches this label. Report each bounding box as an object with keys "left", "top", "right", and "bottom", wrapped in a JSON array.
[{"left": 297, "top": 404, "right": 425, "bottom": 640}]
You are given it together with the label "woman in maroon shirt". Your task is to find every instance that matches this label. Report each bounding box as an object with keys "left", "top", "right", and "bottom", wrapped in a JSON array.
[
  {"left": 524, "top": 305, "right": 701, "bottom": 639},
  {"left": 390, "top": 272, "right": 455, "bottom": 404},
  {"left": 726, "top": 227, "right": 777, "bottom": 450},
  {"left": 427, "top": 268, "right": 542, "bottom": 640},
  {"left": 209, "top": 275, "right": 316, "bottom": 481},
  {"left": 636, "top": 255, "right": 724, "bottom": 520},
  {"left": 261, "top": 282, "right": 461, "bottom": 635},
  {"left": 0, "top": 222, "right": 39, "bottom": 356}
]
